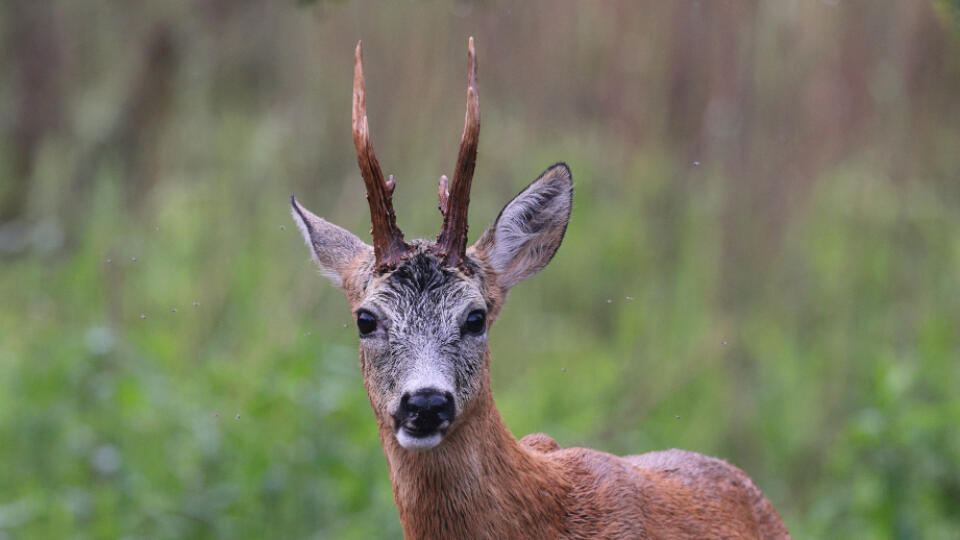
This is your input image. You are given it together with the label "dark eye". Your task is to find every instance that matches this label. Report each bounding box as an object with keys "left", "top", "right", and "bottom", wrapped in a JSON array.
[
  {"left": 356, "top": 310, "right": 378, "bottom": 336},
  {"left": 461, "top": 310, "right": 486, "bottom": 336}
]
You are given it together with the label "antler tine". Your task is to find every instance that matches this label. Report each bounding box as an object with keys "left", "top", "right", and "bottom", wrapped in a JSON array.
[
  {"left": 436, "top": 37, "right": 480, "bottom": 268},
  {"left": 353, "top": 40, "right": 409, "bottom": 270},
  {"left": 437, "top": 174, "right": 450, "bottom": 215}
]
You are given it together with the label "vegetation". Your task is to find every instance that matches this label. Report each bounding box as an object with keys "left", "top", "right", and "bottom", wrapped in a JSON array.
[{"left": 1, "top": 1, "right": 958, "bottom": 538}]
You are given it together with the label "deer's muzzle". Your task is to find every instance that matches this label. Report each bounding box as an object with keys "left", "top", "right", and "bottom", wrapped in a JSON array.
[{"left": 392, "top": 389, "right": 456, "bottom": 450}]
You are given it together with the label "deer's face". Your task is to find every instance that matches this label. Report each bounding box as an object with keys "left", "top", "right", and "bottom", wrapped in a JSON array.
[
  {"left": 290, "top": 40, "right": 572, "bottom": 451},
  {"left": 347, "top": 247, "right": 495, "bottom": 450},
  {"left": 292, "top": 164, "right": 571, "bottom": 451}
]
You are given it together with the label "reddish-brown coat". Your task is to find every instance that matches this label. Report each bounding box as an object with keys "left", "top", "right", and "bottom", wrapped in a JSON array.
[
  {"left": 329, "top": 37, "right": 790, "bottom": 540},
  {"left": 368, "top": 357, "right": 790, "bottom": 539},
  {"left": 337, "top": 249, "right": 791, "bottom": 539}
]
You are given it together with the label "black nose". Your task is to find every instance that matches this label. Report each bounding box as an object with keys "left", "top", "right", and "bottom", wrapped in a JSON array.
[{"left": 394, "top": 390, "right": 455, "bottom": 436}]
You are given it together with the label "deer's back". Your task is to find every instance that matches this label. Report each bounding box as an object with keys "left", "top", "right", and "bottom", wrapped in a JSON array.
[{"left": 521, "top": 435, "right": 791, "bottom": 539}]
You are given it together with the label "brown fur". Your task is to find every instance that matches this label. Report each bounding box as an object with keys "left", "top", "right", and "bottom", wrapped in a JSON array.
[
  {"left": 346, "top": 267, "right": 790, "bottom": 539},
  {"left": 370, "top": 375, "right": 790, "bottom": 538},
  {"left": 294, "top": 149, "right": 788, "bottom": 539},
  {"left": 293, "top": 198, "right": 791, "bottom": 538}
]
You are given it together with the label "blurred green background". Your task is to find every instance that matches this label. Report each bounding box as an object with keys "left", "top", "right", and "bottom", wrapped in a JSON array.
[{"left": 1, "top": 1, "right": 959, "bottom": 538}]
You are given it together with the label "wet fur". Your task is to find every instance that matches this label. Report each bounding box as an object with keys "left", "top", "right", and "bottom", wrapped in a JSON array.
[
  {"left": 359, "top": 251, "right": 790, "bottom": 540},
  {"left": 293, "top": 164, "right": 790, "bottom": 539}
]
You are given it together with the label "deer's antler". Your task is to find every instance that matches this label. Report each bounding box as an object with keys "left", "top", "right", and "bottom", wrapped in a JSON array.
[
  {"left": 435, "top": 37, "right": 480, "bottom": 269},
  {"left": 353, "top": 41, "right": 410, "bottom": 271}
]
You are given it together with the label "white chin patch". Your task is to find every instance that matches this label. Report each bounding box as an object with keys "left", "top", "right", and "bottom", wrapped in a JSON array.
[{"left": 396, "top": 429, "right": 444, "bottom": 451}]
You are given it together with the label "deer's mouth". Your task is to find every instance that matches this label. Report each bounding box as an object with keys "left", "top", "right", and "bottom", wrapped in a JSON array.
[
  {"left": 395, "top": 422, "right": 451, "bottom": 451},
  {"left": 391, "top": 389, "right": 456, "bottom": 451},
  {"left": 400, "top": 420, "right": 451, "bottom": 438}
]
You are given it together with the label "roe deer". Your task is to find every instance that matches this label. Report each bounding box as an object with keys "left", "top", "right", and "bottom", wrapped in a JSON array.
[{"left": 291, "top": 38, "right": 791, "bottom": 540}]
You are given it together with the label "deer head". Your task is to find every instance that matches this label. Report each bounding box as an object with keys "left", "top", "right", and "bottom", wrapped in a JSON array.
[{"left": 291, "top": 38, "right": 572, "bottom": 451}]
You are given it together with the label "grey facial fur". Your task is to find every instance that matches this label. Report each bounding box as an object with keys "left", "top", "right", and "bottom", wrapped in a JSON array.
[
  {"left": 356, "top": 246, "right": 490, "bottom": 424},
  {"left": 292, "top": 163, "right": 574, "bottom": 450}
]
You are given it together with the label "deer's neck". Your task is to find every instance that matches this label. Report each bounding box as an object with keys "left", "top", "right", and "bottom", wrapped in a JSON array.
[{"left": 379, "top": 385, "right": 571, "bottom": 539}]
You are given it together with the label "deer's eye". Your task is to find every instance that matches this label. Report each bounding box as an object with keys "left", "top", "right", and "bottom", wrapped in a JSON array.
[
  {"left": 461, "top": 310, "right": 486, "bottom": 336},
  {"left": 356, "top": 310, "right": 378, "bottom": 336}
]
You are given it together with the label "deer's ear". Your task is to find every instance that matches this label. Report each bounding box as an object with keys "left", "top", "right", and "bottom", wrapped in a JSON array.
[
  {"left": 472, "top": 163, "right": 573, "bottom": 290},
  {"left": 291, "top": 196, "right": 371, "bottom": 288}
]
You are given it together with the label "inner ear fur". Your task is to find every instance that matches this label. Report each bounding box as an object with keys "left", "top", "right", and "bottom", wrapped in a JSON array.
[
  {"left": 472, "top": 163, "right": 573, "bottom": 290},
  {"left": 291, "top": 195, "right": 372, "bottom": 289}
]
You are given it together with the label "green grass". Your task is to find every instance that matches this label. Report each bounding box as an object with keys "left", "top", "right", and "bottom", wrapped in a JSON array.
[
  {"left": 1, "top": 1, "right": 959, "bottom": 538},
  {"left": 2, "top": 149, "right": 958, "bottom": 538}
]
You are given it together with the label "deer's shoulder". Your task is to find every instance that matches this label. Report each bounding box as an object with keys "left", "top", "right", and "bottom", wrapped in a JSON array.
[
  {"left": 519, "top": 432, "right": 562, "bottom": 453},
  {"left": 624, "top": 448, "right": 755, "bottom": 489}
]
